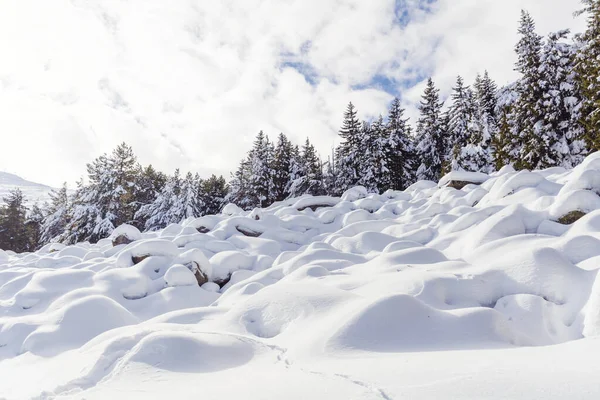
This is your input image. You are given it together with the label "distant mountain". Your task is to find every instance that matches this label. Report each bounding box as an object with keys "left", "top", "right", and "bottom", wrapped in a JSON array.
[{"left": 0, "top": 172, "right": 55, "bottom": 207}]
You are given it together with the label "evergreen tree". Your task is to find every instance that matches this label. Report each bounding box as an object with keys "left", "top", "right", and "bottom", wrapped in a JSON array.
[
  {"left": 25, "top": 204, "right": 44, "bottom": 251},
  {"left": 447, "top": 76, "right": 478, "bottom": 171},
  {"left": 201, "top": 175, "right": 228, "bottom": 215},
  {"left": 336, "top": 102, "right": 362, "bottom": 191},
  {"left": 131, "top": 165, "right": 167, "bottom": 229},
  {"left": 493, "top": 83, "right": 520, "bottom": 169},
  {"left": 575, "top": 0, "right": 600, "bottom": 152},
  {"left": 512, "top": 10, "right": 545, "bottom": 169},
  {"left": 272, "top": 133, "right": 294, "bottom": 201},
  {"left": 40, "top": 183, "right": 70, "bottom": 244},
  {"left": 0, "top": 189, "right": 29, "bottom": 252},
  {"left": 138, "top": 169, "right": 182, "bottom": 231},
  {"left": 415, "top": 78, "right": 446, "bottom": 181},
  {"left": 539, "top": 30, "right": 586, "bottom": 168},
  {"left": 289, "top": 138, "right": 325, "bottom": 196},
  {"left": 227, "top": 159, "right": 252, "bottom": 210},
  {"left": 169, "top": 172, "right": 203, "bottom": 222},
  {"left": 358, "top": 117, "right": 389, "bottom": 192},
  {"left": 248, "top": 131, "right": 274, "bottom": 207},
  {"left": 385, "top": 98, "right": 415, "bottom": 190},
  {"left": 471, "top": 71, "right": 498, "bottom": 172}
]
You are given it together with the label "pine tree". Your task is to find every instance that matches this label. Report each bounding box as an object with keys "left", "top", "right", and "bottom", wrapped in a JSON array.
[
  {"left": 539, "top": 30, "right": 586, "bottom": 168},
  {"left": 272, "top": 133, "right": 294, "bottom": 201},
  {"left": 415, "top": 78, "right": 446, "bottom": 181},
  {"left": 493, "top": 83, "right": 520, "bottom": 169},
  {"left": 385, "top": 98, "right": 415, "bottom": 190},
  {"left": 512, "top": 10, "right": 545, "bottom": 170},
  {"left": 169, "top": 172, "right": 203, "bottom": 222},
  {"left": 575, "top": 0, "right": 600, "bottom": 151},
  {"left": 40, "top": 183, "right": 70, "bottom": 244},
  {"left": 138, "top": 169, "right": 182, "bottom": 231},
  {"left": 63, "top": 179, "right": 102, "bottom": 244},
  {"left": 25, "top": 204, "right": 44, "bottom": 251},
  {"left": 131, "top": 165, "right": 167, "bottom": 229},
  {"left": 289, "top": 138, "right": 325, "bottom": 196},
  {"left": 248, "top": 131, "right": 274, "bottom": 207},
  {"left": 201, "top": 175, "right": 228, "bottom": 215},
  {"left": 358, "top": 117, "right": 389, "bottom": 192},
  {"left": 0, "top": 189, "right": 29, "bottom": 252},
  {"left": 471, "top": 71, "right": 498, "bottom": 172},
  {"left": 447, "top": 76, "right": 478, "bottom": 171},
  {"left": 323, "top": 150, "right": 341, "bottom": 196},
  {"left": 336, "top": 102, "right": 362, "bottom": 192},
  {"left": 227, "top": 159, "right": 252, "bottom": 210}
]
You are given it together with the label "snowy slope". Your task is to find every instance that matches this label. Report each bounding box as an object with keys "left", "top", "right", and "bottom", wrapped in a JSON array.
[
  {"left": 3, "top": 154, "right": 600, "bottom": 398},
  {"left": 0, "top": 171, "right": 55, "bottom": 206}
]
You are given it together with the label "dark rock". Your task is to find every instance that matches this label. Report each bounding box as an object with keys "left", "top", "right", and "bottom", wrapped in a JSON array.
[
  {"left": 185, "top": 261, "right": 209, "bottom": 286},
  {"left": 196, "top": 226, "right": 210, "bottom": 234},
  {"left": 557, "top": 210, "right": 586, "bottom": 225},
  {"left": 297, "top": 204, "right": 334, "bottom": 212},
  {"left": 112, "top": 234, "right": 133, "bottom": 247},
  {"left": 132, "top": 254, "right": 150, "bottom": 265},
  {"left": 236, "top": 226, "right": 262, "bottom": 237},
  {"left": 445, "top": 181, "right": 480, "bottom": 190},
  {"left": 213, "top": 274, "right": 231, "bottom": 288}
]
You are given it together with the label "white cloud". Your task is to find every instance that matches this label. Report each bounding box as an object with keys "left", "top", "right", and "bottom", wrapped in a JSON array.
[{"left": 0, "top": 0, "right": 586, "bottom": 187}]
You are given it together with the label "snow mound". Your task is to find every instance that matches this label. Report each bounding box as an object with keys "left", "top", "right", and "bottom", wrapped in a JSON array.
[{"left": 4, "top": 153, "right": 600, "bottom": 398}]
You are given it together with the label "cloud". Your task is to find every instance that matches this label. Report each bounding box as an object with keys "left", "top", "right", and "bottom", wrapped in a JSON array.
[{"left": 0, "top": 0, "right": 586, "bottom": 187}]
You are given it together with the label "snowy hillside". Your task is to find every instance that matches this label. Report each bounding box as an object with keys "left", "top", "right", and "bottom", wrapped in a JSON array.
[
  {"left": 0, "top": 172, "right": 55, "bottom": 206},
  {"left": 3, "top": 153, "right": 600, "bottom": 398}
]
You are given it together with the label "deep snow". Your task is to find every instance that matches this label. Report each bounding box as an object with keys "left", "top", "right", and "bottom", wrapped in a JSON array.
[{"left": 3, "top": 154, "right": 600, "bottom": 398}]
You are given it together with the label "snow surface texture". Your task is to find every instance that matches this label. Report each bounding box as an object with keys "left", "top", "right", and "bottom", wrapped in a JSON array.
[{"left": 4, "top": 154, "right": 600, "bottom": 398}]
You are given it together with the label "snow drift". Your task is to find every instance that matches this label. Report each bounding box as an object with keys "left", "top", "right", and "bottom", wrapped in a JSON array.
[{"left": 3, "top": 153, "right": 600, "bottom": 398}]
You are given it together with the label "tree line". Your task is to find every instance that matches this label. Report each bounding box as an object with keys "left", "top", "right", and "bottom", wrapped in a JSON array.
[{"left": 1, "top": 3, "right": 599, "bottom": 252}]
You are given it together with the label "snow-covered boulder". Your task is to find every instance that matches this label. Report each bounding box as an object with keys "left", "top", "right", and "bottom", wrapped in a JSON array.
[
  {"left": 165, "top": 264, "right": 198, "bottom": 287},
  {"left": 110, "top": 224, "right": 142, "bottom": 246},
  {"left": 439, "top": 171, "right": 490, "bottom": 190}
]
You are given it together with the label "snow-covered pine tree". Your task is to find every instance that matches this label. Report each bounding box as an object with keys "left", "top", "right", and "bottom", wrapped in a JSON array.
[
  {"left": 25, "top": 203, "right": 44, "bottom": 251},
  {"left": 248, "top": 131, "right": 275, "bottom": 207},
  {"left": 131, "top": 165, "right": 167, "bottom": 230},
  {"left": 385, "top": 98, "right": 415, "bottom": 190},
  {"left": 201, "top": 175, "right": 228, "bottom": 215},
  {"left": 227, "top": 159, "right": 252, "bottom": 210},
  {"left": 493, "top": 83, "right": 520, "bottom": 170},
  {"left": 168, "top": 172, "right": 203, "bottom": 223},
  {"left": 359, "top": 116, "right": 389, "bottom": 192},
  {"left": 40, "top": 183, "right": 70, "bottom": 245},
  {"left": 290, "top": 138, "right": 325, "bottom": 197},
  {"left": 61, "top": 179, "right": 102, "bottom": 244},
  {"left": 336, "top": 102, "right": 362, "bottom": 192},
  {"left": 575, "top": 0, "right": 600, "bottom": 152},
  {"left": 139, "top": 169, "right": 182, "bottom": 231},
  {"left": 0, "top": 189, "right": 29, "bottom": 252},
  {"left": 272, "top": 133, "right": 293, "bottom": 201},
  {"left": 512, "top": 10, "right": 545, "bottom": 170},
  {"left": 286, "top": 144, "right": 304, "bottom": 197},
  {"left": 415, "top": 78, "right": 446, "bottom": 181},
  {"left": 323, "top": 150, "right": 341, "bottom": 196},
  {"left": 447, "top": 76, "right": 478, "bottom": 171},
  {"left": 538, "top": 30, "right": 586, "bottom": 168},
  {"left": 470, "top": 71, "right": 498, "bottom": 172}
]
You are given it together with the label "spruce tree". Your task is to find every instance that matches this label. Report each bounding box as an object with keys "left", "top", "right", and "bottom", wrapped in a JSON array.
[
  {"left": 201, "top": 175, "right": 228, "bottom": 215},
  {"left": 447, "top": 76, "right": 477, "bottom": 171},
  {"left": 169, "top": 172, "right": 203, "bottom": 222},
  {"left": 336, "top": 102, "right": 362, "bottom": 192},
  {"left": 385, "top": 98, "right": 415, "bottom": 190},
  {"left": 138, "top": 169, "right": 182, "bottom": 231},
  {"left": 40, "top": 183, "right": 70, "bottom": 244},
  {"left": 25, "top": 204, "right": 44, "bottom": 251},
  {"left": 539, "top": 30, "right": 586, "bottom": 168},
  {"left": 415, "top": 78, "right": 446, "bottom": 181},
  {"left": 471, "top": 71, "right": 498, "bottom": 172},
  {"left": 0, "top": 189, "right": 29, "bottom": 252},
  {"left": 512, "top": 10, "right": 544, "bottom": 170},
  {"left": 272, "top": 133, "right": 293, "bottom": 201},
  {"left": 575, "top": 0, "right": 600, "bottom": 152}
]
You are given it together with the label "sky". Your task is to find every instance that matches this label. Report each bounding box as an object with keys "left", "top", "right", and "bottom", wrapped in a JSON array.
[{"left": 0, "top": 0, "right": 587, "bottom": 187}]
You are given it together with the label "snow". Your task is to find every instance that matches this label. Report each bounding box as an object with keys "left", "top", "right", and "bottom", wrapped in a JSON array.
[{"left": 3, "top": 153, "right": 600, "bottom": 398}]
